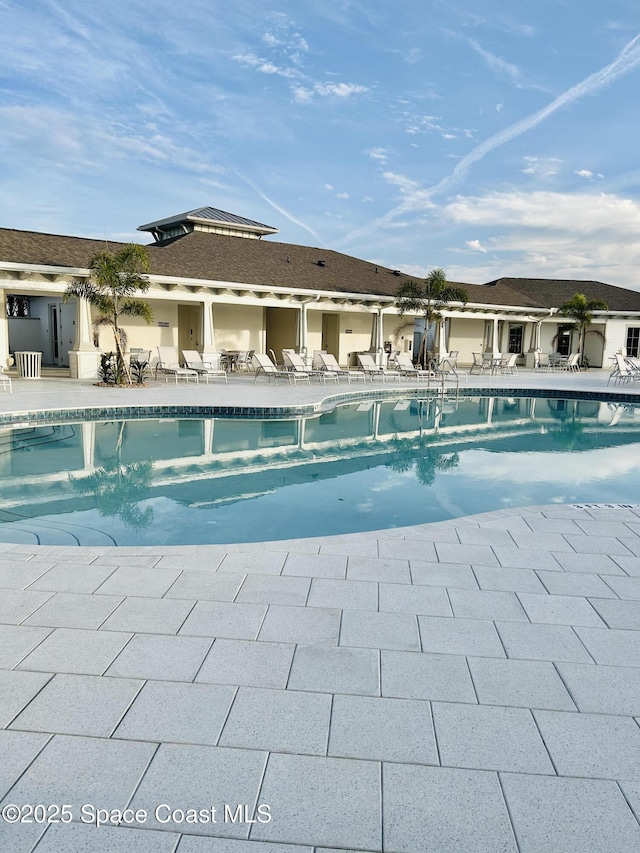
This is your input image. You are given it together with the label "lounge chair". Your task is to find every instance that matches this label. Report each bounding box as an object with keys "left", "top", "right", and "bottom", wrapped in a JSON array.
[
  {"left": 155, "top": 347, "right": 199, "bottom": 383},
  {"left": 253, "top": 352, "right": 298, "bottom": 384},
  {"left": 357, "top": 353, "right": 401, "bottom": 382},
  {"left": 499, "top": 353, "right": 519, "bottom": 375},
  {"left": 0, "top": 364, "right": 12, "bottom": 394},
  {"left": 317, "top": 352, "right": 367, "bottom": 383},
  {"left": 608, "top": 353, "right": 640, "bottom": 385},
  {"left": 283, "top": 350, "right": 337, "bottom": 383},
  {"left": 182, "top": 350, "right": 228, "bottom": 383},
  {"left": 394, "top": 352, "right": 430, "bottom": 382}
]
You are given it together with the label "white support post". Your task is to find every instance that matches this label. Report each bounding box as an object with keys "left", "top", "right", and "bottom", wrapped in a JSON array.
[
  {"left": 491, "top": 317, "right": 500, "bottom": 356},
  {"left": 0, "top": 288, "right": 10, "bottom": 370},
  {"left": 68, "top": 297, "right": 100, "bottom": 379},
  {"left": 299, "top": 303, "right": 308, "bottom": 356},
  {"left": 201, "top": 299, "right": 216, "bottom": 358}
]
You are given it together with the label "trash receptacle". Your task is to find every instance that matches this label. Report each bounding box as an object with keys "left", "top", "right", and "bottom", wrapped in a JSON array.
[{"left": 15, "top": 351, "right": 42, "bottom": 378}]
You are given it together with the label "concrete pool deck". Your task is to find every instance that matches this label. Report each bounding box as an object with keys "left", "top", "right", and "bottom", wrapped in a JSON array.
[{"left": 1, "top": 370, "right": 640, "bottom": 852}]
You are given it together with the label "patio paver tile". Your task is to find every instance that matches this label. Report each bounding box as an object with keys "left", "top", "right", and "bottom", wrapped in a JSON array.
[
  {"left": 383, "top": 763, "right": 517, "bottom": 853},
  {"left": 328, "top": 694, "right": 437, "bottom": 765},
  {"left": 346, "top": 556, "right": 411, "bottom": 584},
  {"left": 555, "top": 662, "right": 640, "bottom": 715},
  {"left": 536, "top": 571, "right": 618, "bottom": 598},
  {"left": 196, "top": 638, "right": 294, "bottom": 689},
  {"left": 0, "top": 624, "right": 52, "bottom": 668},
  {"left": 308, "top": 578, "right": 377, "bottom": 611},
  {"left": 563, "top": 534, "right": 635, "bottom": 556},
  {"left": 381, "top": 650, "right": 476, "bottom": 703},
  {"left": 17, "top": 627, "right": 131, "bottom": 676},
  {"left": 94, "top": 566, "right": 181, "bottom": 597},
  {"left": 602, "top": 575, "right": 640, "bottom": 599},
  {"left": 456, "top": 527, "right": 514, "bottom": 547},
  {"left": 614, "top": 555, "right": 640, "bottom": 576},
  {"left": 164, "top": 570, "right": 245, "bottom": 601},
  {"left": 0, "top": 589, "right": 54, "bottom": 624},
  {"left": 0, "top": 560, "right": 55, "bottom": 589},
  {"left": 588, "top": 597, "right": 640, "bottom": 629},
  {"left": 0, "top": 729, "right": 50, "bottom": 799},
  {"left": 535, "top": 709, "right": 640, "bottom": 780},
  {"left": 496, "top": 621, "right": 593, "bottom": 663},
  {"left": 574, "top": 626, "right": 640, "bottom": 666},
  {"left": 287, "top": 645, "right": 379, "bottom": 696},
  {"left": 23, "top": 592, "right": 123, "bottom": 630},
  {"left": 258, "top": 604, "right": 340, "bottom": 646},
  {"left": 340, "top": 610, "right": 420, "bottom": 651},
  {"left": 27, "top": 563, "right": 118, "bottom": 594},
  {"left": 377, "top": 539, "right": 438, "bottom": 562},
  {"left": 178, "top": 836, "right": 312, "bottom": 853},
  {"left": 100, "top": 596, "right": 195, "bottom": 635},
  {"left": 473, "top": 565, "right": 547, "bottom": 594},
  {"left": 114, "top": 680, "right": 236, "bottom": 745},
  {"left": 448, "top": 588, "right": 528, "bottom": 622},
  {"left": 9, "top": 673, "right": 143, "bottom": 737},
  {"left": 517, "top": 592, "right": 605, "bottom": 627},
  {"left": 418, "top": 616, "right": 505, "bottom": 658},
  {"left": 235, "top": 574, "right": 311, "bottom": 607},
  {"left": 219, "top": 686, "right": 331, "bottom": 755},
  {"left": 0, "top": 735, "right": 156, "bottom": 821},
  {"left": 501, "top": 773, "right": 640, "bottom": 853},
  {"left": 180, "top": 601, "right": 266, "bottom": 640},
  {"left": 552, "top": 551, "right": 624, "bottom": 574},
  {"left": 493, "top": 546, "right": 563, "bottom": 570},
  {"left": 31, "top": 822, "right": 178, "bottom": 852},
  {"left": 250, "top": 753, "right": 381, "bottom": 850},
  {"left": 129, "top": 743, "right": 267, "bottom": 837},
  {"left": 434, "top": 543, "right": 499, "bottom": 567},
  {"left": 508, "top": 532, "right": 574, "bottom": 552},
  {"left": 105, "top": 633, "right": 212, "bottom": 681},
  {"left": 378, "top": 582, "right": 451, "bottom": 616},
  {"left": 468, "top": 657, "right": 576, "bottom": 711},
  {"left": 219, "top": 552, "right": 287, "bottom": 576},
  {"left": 0, "top": 670, "right": 53, "bottom": 727},
  {"left": 410, "top": 561, "right": 478, "bottom": 589},
  {"left": 433, "top": 702, "right": 554, "bottom": 774},
  {"left": 282, "top": 553, "right": 346, "bottom": 579}
]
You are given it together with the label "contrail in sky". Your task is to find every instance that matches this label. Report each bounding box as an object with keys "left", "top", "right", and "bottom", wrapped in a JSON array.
[{"left": 338, "top": 33, "right": 640, "bottom": 246}]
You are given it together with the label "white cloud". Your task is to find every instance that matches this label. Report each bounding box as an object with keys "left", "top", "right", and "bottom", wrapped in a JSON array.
[
  {"left": 335, "top": 192, "right": 350, "bottom": 199},
  {"left": 233, "top": 53, "right": 298, "bottom": 78},
  {"left": 324, "top": 183, "right": 334, "bottom": 191},
  {"left": 291, "top": 85, "right": 314, "bottom": 104},
  {"left": 465, "top": 239, "right": 488, "bottom": 253},
  {"left": 314, "top": 82, "right": 368, "bottom": 98},
  {"left": 521, "top": 156, "right": 562, "bottom": 177},
  {"left": 367, "top": 147, "right": 389, "bottom": 164},
  {"left": 495, "top": 103, "right": 504, "bottom": 113},
  {"left": 442, "top": 133, "right": 457, "bottom": 140}
]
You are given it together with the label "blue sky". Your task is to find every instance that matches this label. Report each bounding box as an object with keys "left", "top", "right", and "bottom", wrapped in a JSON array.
[{"left": 2, "top": 1, "right": 640, "bottom": 289}]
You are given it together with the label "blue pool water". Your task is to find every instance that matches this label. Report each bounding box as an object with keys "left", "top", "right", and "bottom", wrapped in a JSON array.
[{"left": 0, "top": 395, "right": 639, "bottom": 545}]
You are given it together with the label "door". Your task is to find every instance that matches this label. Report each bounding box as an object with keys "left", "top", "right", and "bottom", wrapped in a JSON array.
[
  {"left": 49, "top": 304, "right": 64, "bottom": 366},
  {"left": 321, "top": 313, "right": 339, "bottom": 357},
  {"left": 178, "top": 305, "right": 202, "bottom": 357}
]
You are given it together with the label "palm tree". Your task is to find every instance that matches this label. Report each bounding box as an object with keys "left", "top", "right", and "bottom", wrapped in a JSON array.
[
  {"left": 64, "top": 243, "right": 153, "bottom": 384},
  {"left": 557, "top": 292, "right": 608, "bottom": 368},
  {"left": 395, "top": 268, "right": 469, "bottom": 368}
]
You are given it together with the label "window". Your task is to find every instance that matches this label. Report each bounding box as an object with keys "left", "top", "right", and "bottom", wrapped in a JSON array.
[
  {"left": 508, "top": 324, "right": 524, "bottom": 354},
  {"left": 6, "top": 295, "right": 30, "bottom": 317},
  {"left": 626, "top": 327, "right": 640, "bottom": 358}
]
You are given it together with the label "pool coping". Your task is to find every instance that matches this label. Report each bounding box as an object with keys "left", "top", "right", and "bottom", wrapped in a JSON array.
[{"left": 1, "top": 382, "right": 639, "bottom": 426}]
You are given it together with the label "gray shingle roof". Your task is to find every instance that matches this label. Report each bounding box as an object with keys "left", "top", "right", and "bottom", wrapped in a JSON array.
[{"left": 1, "top": 226, "right": 640, "bottom": 312}]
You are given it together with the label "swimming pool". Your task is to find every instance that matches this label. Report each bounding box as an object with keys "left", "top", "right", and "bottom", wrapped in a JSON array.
[{"left": 1, "top": 394, "right": 639, "bottom": 545}]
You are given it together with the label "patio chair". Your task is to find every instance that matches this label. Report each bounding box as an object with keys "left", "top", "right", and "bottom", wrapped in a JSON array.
[
  {"left": 235, "top": 350, "right": 255, "bottom": 372},
  {"left": 470, "top": 352, "right": 495, "bottom": 374},
  {"left": 268, "top": 348, "right": 284, "bottom": 369},
  {"left": 357, "top": 353, "right": 402, "bottom": 382},
  {"left": 0, "top": 363, "right": 12, "bottom": 394},
  {"left": 394, "top": 352, "right": 430, "bottom": 382},
  {"left": 283, "top": 350, "right": 336, "bottom": 384},
  {"left": 608, "top": 353, "right": 640, "bottom": 385},
  {"left": 431, "top": 354, "right": 467, "bottom": 384},
  {"left": 499, "top": 353, "right": 519, "bottom": 375},
  {"left": 565, "top": 353, "right": 580, "bottom": 372},
  {"left": 317, "top": 352, "right": 367, "bottom": 383},
  {"left": 182, "top": 350, "right": 228, "bottom": 383},
  {"left": 534, "top": 352, "right": 550, "bottom": 371},
  {"left": 155, "top": 347, "right": 199, "bottom": 383},
  {"left": 253, "top": 352, "right": 299, "bottom": 384}
]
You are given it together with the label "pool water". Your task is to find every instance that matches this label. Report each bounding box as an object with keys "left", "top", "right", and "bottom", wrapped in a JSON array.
[{"left": 1, "top": 395, "right": 639, "bottom": 545}]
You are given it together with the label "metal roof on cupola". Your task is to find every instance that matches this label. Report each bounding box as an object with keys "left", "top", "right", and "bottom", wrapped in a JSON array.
[{"left": 137, "top": 206, "right": 279, "bottom": 243}]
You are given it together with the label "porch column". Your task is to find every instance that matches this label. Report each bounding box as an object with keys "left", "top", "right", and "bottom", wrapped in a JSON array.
[
  {"left": 299, "top": 303, "right": 309, "bottom": 356},
  {"left": 0, "top": 288, "right": 9, "bottom": 370},
  {"left": 491, "top": 318, "right": 500, "bottom": 355},
  {"left": 81, "top": 422, "right": 96, "bottom": 471},
  {"left": 201, "top": 299, "right": 216, "bottom": 358},
  {"left": 68, "top": 297, "right": 100, "bottom": 379},
  {"left": 525, "top": 321, "right": 542, "bottom": 368},
  {"left": 437, "top": 315, "right": 448, "bottom": 357}
]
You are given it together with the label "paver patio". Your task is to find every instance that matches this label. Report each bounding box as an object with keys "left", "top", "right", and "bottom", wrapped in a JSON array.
[{"left": 1, "top": 371, "right": 640, "bottom": 851}]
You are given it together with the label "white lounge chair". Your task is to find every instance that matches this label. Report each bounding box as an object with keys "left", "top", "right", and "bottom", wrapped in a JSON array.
[
  {"left": 499, "top": 353, "right": 519, "bottom": 375},
  {"left": 253, "top": 352, "right": 299, "bottom": 384},
  {"left": 155, "top": 347, "right": 199, "bottom": 383},
  {"left": 182, "top": 350, "right": 228, "bottom": 383},
  {"left": 608, "top": 353, "right": 640, "bottom": 385},
  {"left": 317, "top": 352, "right": 367, "bottom": 383},
  {"left": 0, "top": 364, "right": 12, "bottom": 394},
  {"left": 357, "top": 353, "right": 401, "bottom": 382},
  {"left": 283, "top": 350, "right": 337, "bottom": 383},
  {"left": 394, "top": 352, "right": 430, "bottom": 381}
]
